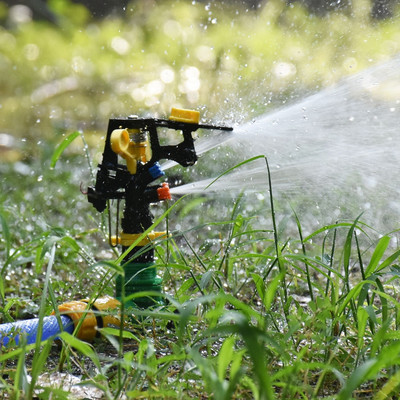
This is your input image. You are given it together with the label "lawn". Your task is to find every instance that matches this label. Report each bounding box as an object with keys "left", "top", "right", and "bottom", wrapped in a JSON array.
[{"left": 1, "top": 0, "right": 400, "bottom": 398}]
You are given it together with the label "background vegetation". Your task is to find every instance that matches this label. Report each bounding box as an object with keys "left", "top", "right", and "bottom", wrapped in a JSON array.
[{"left": 1, "top": 0, "right": 400, "bottom": 398}]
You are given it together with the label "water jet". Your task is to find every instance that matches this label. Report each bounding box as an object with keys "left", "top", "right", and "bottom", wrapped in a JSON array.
[{"left": 171, "top": 56, "right": 400, "bottom": 232}]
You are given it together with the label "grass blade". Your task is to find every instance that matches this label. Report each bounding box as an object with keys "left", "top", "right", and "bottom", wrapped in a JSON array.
[
  {"left": 0, "top": 209, "right": 11, "bottom": 260},
  {"left": 58, "top": 331, "right": 101, "bottom": 370},
  {"left": 50, "top": 131, "right": 80, "bottom": 168},
  {"left": 205, "top": 155, "right": 265, "bottom": 190},
  {"left": 365, "top": 235, "right": 390, "bottom": 278},
  {"left": 292, "top": 206, "right": 314, "bottom": 301}
]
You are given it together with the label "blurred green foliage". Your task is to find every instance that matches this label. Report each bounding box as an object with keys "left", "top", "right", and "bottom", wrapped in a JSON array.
[
  {"left": 0, "top": 0, "right": 399, "bottom": 159},
  {"left": 2, "top": 3, "right": 400, "bottom": 397},
  {"left": 1, "top": 0, "right": 400, "bottom": 287}
]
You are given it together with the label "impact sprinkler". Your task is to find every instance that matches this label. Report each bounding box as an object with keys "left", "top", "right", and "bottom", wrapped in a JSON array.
[{"left": 87, "top": 108, "right": 233, "bottom": 308}]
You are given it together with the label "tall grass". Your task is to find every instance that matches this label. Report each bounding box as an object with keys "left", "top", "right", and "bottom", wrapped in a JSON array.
[
  {"left": 1, "top": 145, "right": 400, "bottom": 399},
  {"left": 2, "top": 0, "right": 400, "bottom": 397}
]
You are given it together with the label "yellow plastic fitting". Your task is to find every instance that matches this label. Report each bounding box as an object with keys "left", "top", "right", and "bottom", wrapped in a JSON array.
[
  {"left": 83, "top": 296, "right": 121, "bottom": 332},
  {"left": 111, "top": 129, "right": 136, "bottom": 174},
  {"left": 54, "top": 295, "right": 121, "bottom": 342},
  {"left": 111, "top": 231, "right": 167, "bottom": 247},
  {"left": 169, "top": 108, "right": 200, "bottom": 124},
  {"left": 55, "top": 300, "right": 97, "bottom": 341},
  {"left": 110, "top": 129, "right": 151, "bottom": 174}
]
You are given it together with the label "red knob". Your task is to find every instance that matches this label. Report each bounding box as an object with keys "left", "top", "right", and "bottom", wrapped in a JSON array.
[{"left": 157, "top": 182, "right": 171, "bottom": 200}]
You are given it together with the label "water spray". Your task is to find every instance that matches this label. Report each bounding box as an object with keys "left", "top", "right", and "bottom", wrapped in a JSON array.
[{"left": 170, "top": 56, "right": 400, "bottom": 231}]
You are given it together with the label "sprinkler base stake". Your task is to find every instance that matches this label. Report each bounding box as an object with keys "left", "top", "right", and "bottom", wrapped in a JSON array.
[{"left": 116, "top": 262, "right": 163, "bottom": 308}]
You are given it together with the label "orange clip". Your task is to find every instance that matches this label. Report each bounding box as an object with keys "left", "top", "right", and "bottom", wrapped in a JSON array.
[{"left": 157, "top": 182, "right": 171, "bottom": 200}]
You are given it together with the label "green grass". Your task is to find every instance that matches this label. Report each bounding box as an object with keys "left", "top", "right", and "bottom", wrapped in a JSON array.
[
  {"left": 2, "top": 0, "right": 400, "bottom": 398},
  {"left": 2, "top": 145, "right": 400, "bottom": 398}
]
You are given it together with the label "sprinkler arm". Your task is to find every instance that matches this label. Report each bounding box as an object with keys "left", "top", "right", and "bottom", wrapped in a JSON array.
[{"left": 87, "top": 109, "right": 233, "bottom": 212}]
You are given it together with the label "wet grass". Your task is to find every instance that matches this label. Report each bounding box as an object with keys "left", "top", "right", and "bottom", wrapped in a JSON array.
[
  {"left": 2, "top": 1, "right": 400, "bottom": 398},
  {"left": 2, "top": 147, "right": 400, "bottom": 399}
]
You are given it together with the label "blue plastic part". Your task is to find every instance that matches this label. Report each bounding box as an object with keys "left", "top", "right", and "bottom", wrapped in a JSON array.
[
  {"left": 149, "top": 162, "right": 165, "bottom": 179},
  {"left": 0, "top": 314, "right": 74, "bottom": 347}
]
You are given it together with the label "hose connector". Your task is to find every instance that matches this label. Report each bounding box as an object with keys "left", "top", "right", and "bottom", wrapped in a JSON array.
[{"left": 53, "top": 295, "right": 120, "bottom": 342}]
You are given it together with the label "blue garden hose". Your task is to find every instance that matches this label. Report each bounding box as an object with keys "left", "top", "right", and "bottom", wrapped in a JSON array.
[
  {"left": 0, "top": 315, "right": 74, "bottom": 347},
  {"left": 0, "top": 296, "right": 121, "bottom": 348}
]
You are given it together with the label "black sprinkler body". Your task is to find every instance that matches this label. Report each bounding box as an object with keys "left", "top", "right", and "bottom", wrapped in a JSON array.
[{"left": 87, "top": 108, "right": 233, "bottom": 307}]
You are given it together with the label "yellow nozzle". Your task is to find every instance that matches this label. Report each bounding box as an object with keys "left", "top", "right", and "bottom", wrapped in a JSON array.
[
  {"left": 169, "top": 108, "right": 200, "bottom": 124},
  {"left": 111, "top": 129, "right": 137, "bottom": 174},
  {"left": 54, "top": 295, "right": 121, "bottom": 342},
  {"left": 110, "top": 129, "right": 151, "bottom": 174}
]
